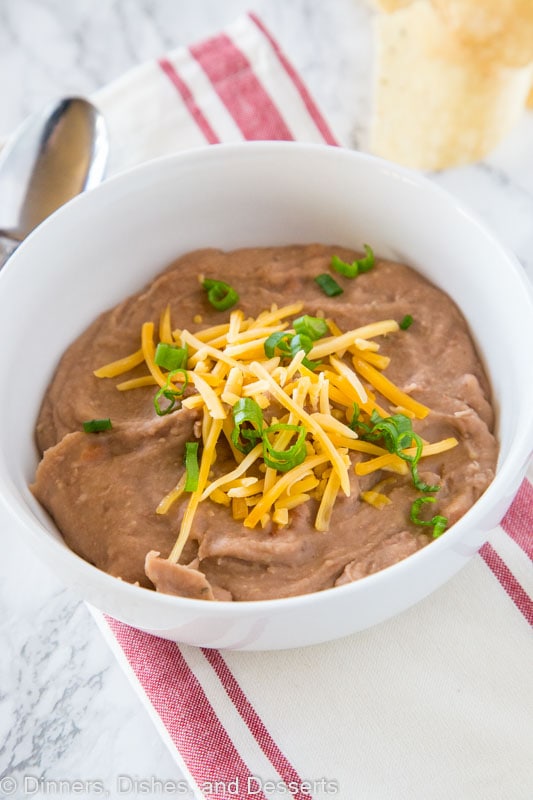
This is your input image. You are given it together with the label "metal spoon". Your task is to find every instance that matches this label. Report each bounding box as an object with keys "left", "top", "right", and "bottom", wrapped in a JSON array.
[{"left": 0, "top": 97, "right": 108, "bottom": 266}]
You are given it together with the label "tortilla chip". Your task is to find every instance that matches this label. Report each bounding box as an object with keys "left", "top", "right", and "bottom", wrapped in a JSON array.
[
  {"left": 430, "top": 0, "right": 533, "bottom": 68},
  {"left": 370, "top": 0, "right": 533, "bottom": 170}
]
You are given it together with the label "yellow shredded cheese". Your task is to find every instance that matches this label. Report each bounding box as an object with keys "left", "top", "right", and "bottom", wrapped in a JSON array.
[
  {"left": 92, "top": 289, "right": 457, "bottom": 555},
  {"left": 156, "top": 473, "right": 187, "bottom": 515},
  {"left": 308, "top": 320, "right": 399, "bottom": 360},
  {"left": 168, "top": 418, "right": 224, "bottom": 563},
  {"left": 180, "top": 329, "right": 247, "bottom": 372},
  {"left": 188, "top": 371, "right": 226, "bottom": 419},
  {"left": 329, "top": 355, "right": 368, "bottom": 404},
  {"left": 274, "top": 493, "right": 311, "bottom": 510},
  {"left": 361, "top": 490, "right": 391, "bottom": 509},
  {"left": 187, "top": 322, "right": 230, "bottom": 342},
  {"left": 159, "top": 305, "right": 173, "bottom": 344},
  {"left": 249, "top": 361, "right": 351, "bottom": 496},
  {"left": 229, "top": 324, "right": 287, "bottom": 345},
  {"left": 272, "top": 507, "right": 289, "bottom": 526},
  {"left": 244, "top": 454, "right": 331, "bottom": 528},
  {"left": 141, "top": 322, "right": 167, "bottom": 388},
  {"left": 227, "top": 309, "right": 245, "bottom": 342},
  {"left": 116, "top": 375, "right": 158, "bottom": 391},
  {"left": 354, "top": 437, "right": 458, "bottom": 476},
  {"left": 355, "top": 453, "right": 410, "bottom": 476},
  {"left": 285, "top": 474, "right": 320, "bottom": 496},
  {"left": 210, "top": 487, "right": 231, "bottom": 506},
  {"left": 357, "top": 350, "right": 390, "bottom": 370},
  {"left": 254, "top": 302, "right": 303, "bottom": 325},
  {"left": 315, "top": 469, "right": 342, "bottom": 531},
  {"left": 231, "top": 496, "right": 248, "bottom": 520},
  {"left": 352, "top": 356, "right": 429, "bottom": 419},
  {"left": 412, "top": 437, "right": 459, "bottom": 457},
  {"left": 201, "top": 444, "right": 263, "bottom": 501},
  {"left": 310, "top": 413, "right": 358, "bottom": 440},
  {"left": 94, "top": 348, "right": 145, "bottom": 378}
]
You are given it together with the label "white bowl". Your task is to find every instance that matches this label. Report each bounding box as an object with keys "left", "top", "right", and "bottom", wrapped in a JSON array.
[{"left": 0, "top": 142, "right": 532, "bottom": 650}]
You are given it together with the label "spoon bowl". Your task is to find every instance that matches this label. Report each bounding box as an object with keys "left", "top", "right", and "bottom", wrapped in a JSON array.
[{"left": 0, "top": 97, "right": 108, "bottom": 243}]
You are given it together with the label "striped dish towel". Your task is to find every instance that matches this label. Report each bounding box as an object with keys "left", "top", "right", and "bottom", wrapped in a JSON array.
[{"left": 91, "top": 14, "right": 533, "bottom": 800}]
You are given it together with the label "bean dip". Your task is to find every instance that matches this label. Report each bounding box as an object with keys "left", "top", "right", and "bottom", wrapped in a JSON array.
[{"left": 32, "top": 245, "right": 498, "bottom": 601}]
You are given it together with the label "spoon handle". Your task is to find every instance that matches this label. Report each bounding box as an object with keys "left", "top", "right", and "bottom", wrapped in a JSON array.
[{"left": 0, "top": 236, "right": 18, "bottom": 269}]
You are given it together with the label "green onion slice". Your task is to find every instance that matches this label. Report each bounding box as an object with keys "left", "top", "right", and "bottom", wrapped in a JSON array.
[
  {"left": 262, "top": 423, "right": 307, "bottom": 472},
  {"left": 154, "top": 342, "right": 188, "bottom": 371},
  {"left": 331, "top": 244, "right": 375, "bottom": 279},
  {"left": 410, "top": 464, "right": 440, "bottom": 493},
  {"left": 410, "top": 496, "right": 448, "bottom": 538},
  {"left": 293, "top": 314, "right": 329, "bottom": 341},
  {"left": 154, "top": 368, "right": 188, "bottom": 416},
  {"left": 289, "top": 333, "right": 321, "bottom": 370},
  {"left": 264, "top": 331, "right": 293, "bottom": 359},
  {"left": 82, "top": 418, "right": 112, "bottom": 433},
  {"left": 349, "top": 403, "right": 372, "bottom": 436},
  {"left": 314, "top": 273, "right": 343, "bottom": 297},
  {"left": 289, "top": 333, "right": 312, "bottom": 356},
  {"left": 231, "top": 397, "right": 264, "bottom": 454},
  {"left": 399, "top": 314, "right": 413, "bottom": 330},
  {"left": 351, "top": 408, "right": 440, "bottom": 493},
  {"left": 184, "top": 441, "right": 200, "bottom": 492},
  {"left": 202, "top": 279, "right": 239, "bottom": 311},
  {"left": 264, "top": 330, "right": 320, "bottom": 370}
]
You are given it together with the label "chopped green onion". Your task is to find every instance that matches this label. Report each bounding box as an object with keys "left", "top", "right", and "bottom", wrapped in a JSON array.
[
  {"left": 289, "top": 333, "right": 321, "bottom": 370},
  {"left": 202, "top": 279, "right": 239, "bottom": 311},
  {"left": 264, "top": 331, "right": 293, "bottom": 359},
  {"left": 410, "top": 463, "right": 440, "bottom": 493},
  {"left": 82, "top": 418, "right": 112, "bottom": 433},
  {"left": 331, "top": 244, "right": 375, "bottom": 278},
  {"left": 399, "top": 314, "right": 413, "bottom": 330},
  {"left": 154, "top": 368, "right": 188, "bottom": 416},
  {"left": 231, "top": 397, "right": 264, "bottom": 454},
  {"left": 154, "top": 342, "right": 188, "bottom": 371},
  {"left": 331, "top": 255, "right": 356, "bottom": 278},
  {"left": 410, "top": 496, "right": 448, "bottom": 538},
  {"left": 288, "top": 333, "right": 311, "bottom": 357},
  {"left": 262, "top": 423, "right": 307, "bottom": 472},
  {"left": 353, "top": 406, "right": 445, "bottom": 530},
  {"left": 184, "top": 441, "right": 200, "bottom": 492},
  {"left": 349, "top": 402, "right": 372, "bottom": 435},
  {"left": 315, "top": 273, "right": 343, "bottom": 297},
  {"left": 351, "top": 408, "right": 439, "bottom": 493},
  {"left": 264, "top": 330, "right": 320, "bottom": 370},
  {"left": 293, "top": 314, "right": 329, "bottom": 341}
]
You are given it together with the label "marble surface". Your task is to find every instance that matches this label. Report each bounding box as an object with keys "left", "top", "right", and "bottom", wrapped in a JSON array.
[{"left": 0, "top": 0, "right": 532, "bottom": 796}]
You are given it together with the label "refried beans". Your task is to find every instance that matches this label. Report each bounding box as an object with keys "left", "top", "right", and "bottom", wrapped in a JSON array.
[{"left": 31, "top": 245, "right": 498, "bottom": 601}]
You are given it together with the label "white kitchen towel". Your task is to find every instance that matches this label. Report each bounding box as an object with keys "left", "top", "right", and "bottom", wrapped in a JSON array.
[{"left": 87, "top": 13, "right": 532, "bottom": 800}]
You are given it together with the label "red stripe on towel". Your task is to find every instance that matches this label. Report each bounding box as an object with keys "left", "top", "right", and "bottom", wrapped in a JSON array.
[
  {"left": 202, "top": 649, "right": 312, "bottom": 800},
  {"left": 249, "top": 12, "right": 338, "bottom": 146},
  {"left": 501, "top": 479, "right": 533, "bottom": 560},
  {"left": 105, "top": 618, "right": 268, "bottom": 800},
  {"left": 158, "top": 57, "right": 220, "bottom": 144},
  {"left": 480, "top": 543, "right": 533, "bottom": 626},
  {"left": 189, "top": 34, "right": 294, "bottom": 141}
]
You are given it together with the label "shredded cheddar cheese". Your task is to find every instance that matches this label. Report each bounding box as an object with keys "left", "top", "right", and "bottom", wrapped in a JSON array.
[
  {"left": 93, "top": 348, "right": 145, "bottom": 379},
  {"left": 351, "top": 356, "right": 430, "bottom": 419},
  {"left": 93, "top": 299, "right": 458, "bottom": 564},
  {"left": 159, "top": 305, "right": 173, "bottom": 344},
  {"left": 141, "top": 322, "right": 167, "bottom": 388},
  {"left": 361, "top": 490, "right": 391, "bottom": 509}
]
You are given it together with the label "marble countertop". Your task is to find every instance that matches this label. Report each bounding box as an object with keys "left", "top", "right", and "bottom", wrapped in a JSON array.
[{"left": 1, "top": 0, "right": 532, "bottom": 796}]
